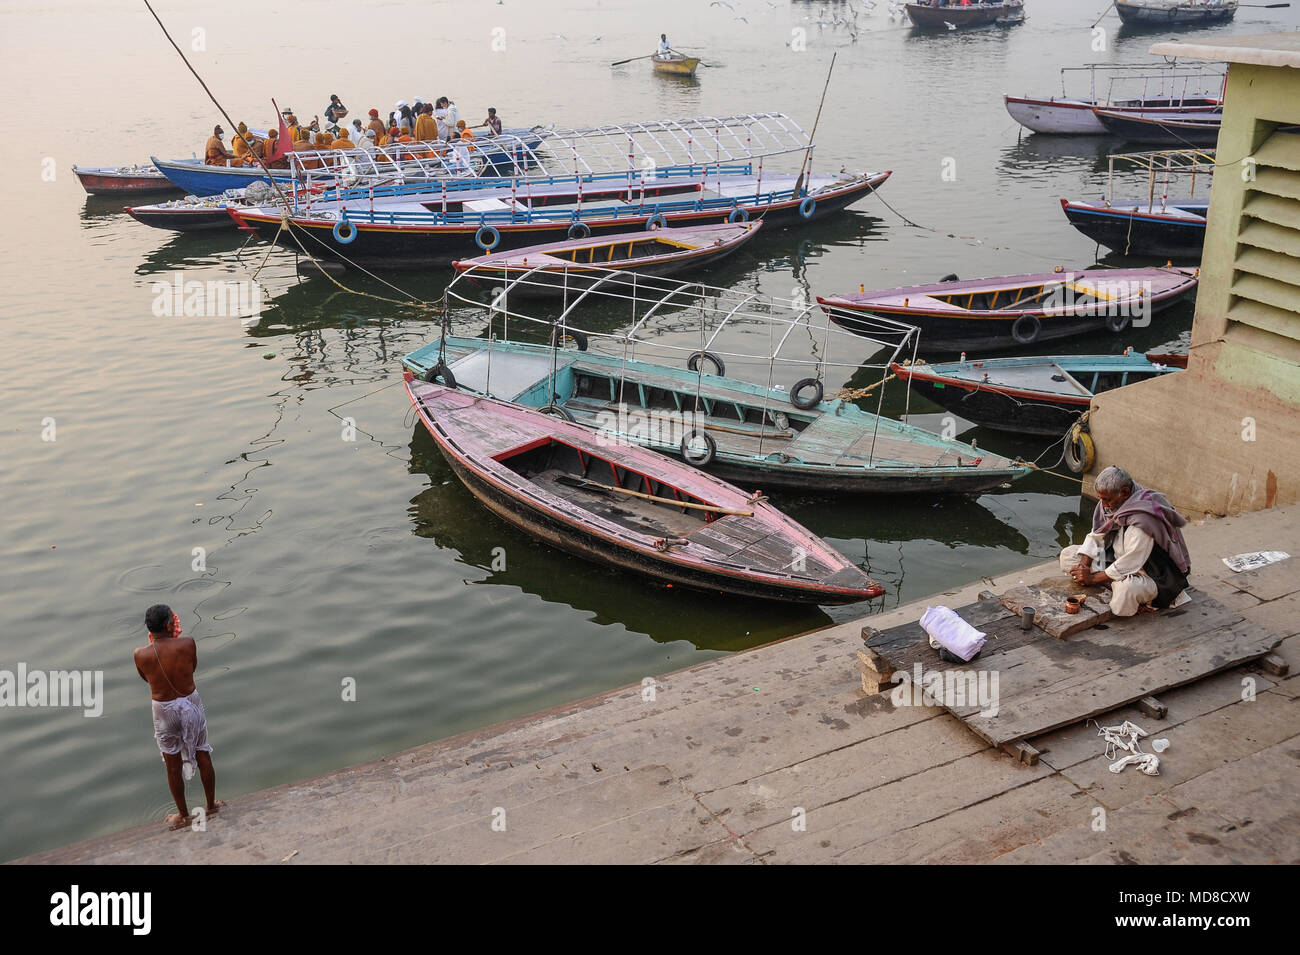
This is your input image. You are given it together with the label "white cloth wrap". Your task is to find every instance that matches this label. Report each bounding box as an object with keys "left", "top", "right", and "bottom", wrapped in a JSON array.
[
  {"left": 920, "top": 606, "right": 987, "bottom": 662},
  {"left": 152, "top": 689, "right": 212, "bottom": 781}
]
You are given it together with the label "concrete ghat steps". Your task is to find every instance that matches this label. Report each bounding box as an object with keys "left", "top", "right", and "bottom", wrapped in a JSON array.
[{"left": 15, "top": 505, "right": 1300, "bottom": 865}]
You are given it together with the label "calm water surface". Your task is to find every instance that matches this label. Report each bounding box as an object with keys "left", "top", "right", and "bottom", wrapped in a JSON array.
[{"left": 3, "top": 0, "right": 1294, "bottom": 860}]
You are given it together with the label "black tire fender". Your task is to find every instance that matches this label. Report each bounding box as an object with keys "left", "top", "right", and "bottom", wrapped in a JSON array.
[
  {"left": 790, "top": 377, "right": 823, "bottom": 410},
  {"left": 687, "top": 350, "right": 725, "bottom": 376}
]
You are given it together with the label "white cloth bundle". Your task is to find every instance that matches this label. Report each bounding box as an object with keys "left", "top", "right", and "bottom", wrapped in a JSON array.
[{"left": 920, "top": 606, "right": 987, "bottom": 662}]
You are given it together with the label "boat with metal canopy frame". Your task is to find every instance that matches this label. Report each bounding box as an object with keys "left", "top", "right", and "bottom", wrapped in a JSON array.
[
  {"left": 229, "top": 114, "right": 891, "bottom": 269},
  {"left": 1060, "top": 148, "right": 1214, "bottom": 258},
  {"left": 1005, "top": 61, "right": 1225, "bottom": 135},
  {"left": 401, "top": 267, "right": 1030, "bottom": 495}
]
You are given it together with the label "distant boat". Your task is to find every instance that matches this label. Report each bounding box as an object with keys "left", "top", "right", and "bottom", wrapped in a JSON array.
[
  {"left": 1094, "top": 108, "right": 1222, "bottom": 145},
  {"left": 818, "top": 267, "right": 1200, "bottom": 353},
  {"left": 905, "top": 1, "right": 1026, "bottom": 30},
  {"left": 892, "top": 352, "right": 1185, "bottom": 436},
  {"left": 404, "top": 374, "right": 884, "bottom": 604},
  {"left": 402, "top": 335, "right": 1031, "bottom": 495},
  {"left": 1060, "top": 196, "right": 1208, "bottom": 258},
  {"left": 73, "top": 163, "right": 182, "bottom": 197},
  {"left": 452, "top": 222, "right": 761, "bottom": 291},
  {"left": 1115, "top": 0, "right": 1238, "bottom": 27},
  {"left": 651, "top": 52, "right": 700, "bottom": 76}
]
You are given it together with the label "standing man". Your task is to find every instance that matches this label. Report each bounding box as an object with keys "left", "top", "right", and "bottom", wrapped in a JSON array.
[
  {"left": 1061, "top": 466, "right": 1192, "bottom": 616},
  {"left": 483, "top": 107, "right": 502, "bottom": 136},
  {"left": 133, "top": 605, "right": 221, "bottom": 830}
]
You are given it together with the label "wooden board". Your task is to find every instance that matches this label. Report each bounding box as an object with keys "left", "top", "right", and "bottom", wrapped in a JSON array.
[
  {"left": 998, "top": 575, "right": 1112, "bottom": 638},
  {"left": 862, "top": 591, "right": 1283, "bottom": 750}
]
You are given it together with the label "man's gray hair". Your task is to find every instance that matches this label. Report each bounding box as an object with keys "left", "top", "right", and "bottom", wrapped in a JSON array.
[{"left": 1095, "top": 465, "right": 1134, "bottom": 494}]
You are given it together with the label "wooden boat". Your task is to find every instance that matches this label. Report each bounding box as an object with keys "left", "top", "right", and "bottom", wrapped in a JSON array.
[
  {"left": 651, "top": 52, "right": 700, "bottom": 76},
  {"left": 1115, "top": 0, "right": 1237, "bottom": 26},
  {"left": 905, "top": 1, "right": 1025, "bottom": 30},
  {"left": 891, "top": 352, "right": 1185, "bottom": 436},
  {"left": 1005, "top": 96, "right": 1221, "bottom": 134},
  {"left": 404, "top": 374, "right": 884, "bottom": 603},
  {"left": 402, "top": 336, "right": 1031, "bottom": 495},
  {"left": 452, "top": 222, "right": 761, "bottom": 290},
  {"left": 231, "top": 169, "right": 890, "bottom": 270},
  {"left": 125, "top": 189, "right": 263, "bottom": 232},
  {"left": 1060, "top": 196, "right": 1208, "bottom": 258},
  {"left": 1094, "top": 108, "right": 1222, "bottom": 145},
  {"left": 150, "top": 129, "right": 546, "bottom": 197},
  {"left": 73, "top": 163, "right": 182, "bottom": 196},
  {"left": 819, "top": 267, "right": 1200, "bottom": 354}
]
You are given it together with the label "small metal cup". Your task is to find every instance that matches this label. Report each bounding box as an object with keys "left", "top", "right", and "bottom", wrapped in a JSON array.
[{"left": 1019, "top": 606, "right": 1036, "bottom": 631}]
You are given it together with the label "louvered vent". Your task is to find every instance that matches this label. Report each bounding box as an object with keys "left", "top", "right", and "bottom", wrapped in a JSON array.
[{"left": 1232, "top": 126, "right": 1300, "bottom": 342}]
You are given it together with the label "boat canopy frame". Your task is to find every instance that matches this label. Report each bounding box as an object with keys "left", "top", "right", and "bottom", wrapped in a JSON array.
[
  {"left": 441, "top": 265, "right": 926, "bottom": 467},
  {"left": 1052, "top": 61, "right": 1226, "bottom": 105},
  {"left": 287, "top": 114, "right": 819, "bottom": 211},
  {"left": 1101, "top": 148, "right": 1216, "bottom": 214}
]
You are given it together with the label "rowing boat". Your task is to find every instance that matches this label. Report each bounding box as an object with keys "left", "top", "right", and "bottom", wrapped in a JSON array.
[
  {"left": 231, "top": 169, "right": 889, "bottom": 270},
  {"left": 891, "top": 352, "right": 1184, "bottom": 436},
  {"left": 652, "top": 52, "right": 700, "bottom": 76},
  {"left": 1060, "top": 197, "right": 1208, "bottom": 258},
  {"left": 905, "top": 1, "right": 1025, "bottom": 30},
  {"left": 1115, "top": 0, "right": 1237, "bottom": 26},
  {"left": 404, "top": 374, "right": 883, "bottom": 603},
  {"left": 402, "top": 335, "right": 1031, "bottom": 495},
  {"left": 451, "top": 222, "right": 761, "bottom": 290},
  {"left": 1093, "top": 108, "right": 1222, "bottom": 146},
  {"left": 819, "top": 267, "right": 1199, "bottom": 353},
  {"left": 73, "top": 163, "right": 182, "bottom": 196}
]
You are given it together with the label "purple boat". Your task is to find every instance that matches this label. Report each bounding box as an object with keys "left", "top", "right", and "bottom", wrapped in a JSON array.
[
  {"left": 819, "top": 267, "right": 1200, "bottom": 353},
  {"left": 404, "top": 373, "right": 884, "bottom": 604}
]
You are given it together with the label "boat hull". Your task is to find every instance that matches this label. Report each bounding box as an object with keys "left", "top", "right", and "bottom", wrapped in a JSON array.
[
  {"left": 453, "top": 222, "right": 761, "bottom": 293},
  {"left": 652, "top": 55, "right": 701, "bottom": 75},
  {"left": 1094, "top": 110, "right": 1221, "bottom": 146},
  {"left": 233, "top": 172, "right": 890, "bottom": 270},
  {"left": 1115, "top": 1, "right": 1236, "bottom": 25},
  {"left": 1004, "top": 97, "right": 1108, "bottom": 135},
  {"left": 1060, "top": 198, "right": 1207, "bottom": 258},
  {"left": 126, "top": 203, "right": 241, "bottom": 232},
  {"left": 906, "top": 1, "right": 1024, "bottom": 29},
  {"left": 892, "top": 355, "right": 1183, "bottom": 435},
  {"left": 73, "top": 166, "right": 180, "bottom": 196},
  {"left": 820, "top": 268, "right": 1199, "bottom": 354}
]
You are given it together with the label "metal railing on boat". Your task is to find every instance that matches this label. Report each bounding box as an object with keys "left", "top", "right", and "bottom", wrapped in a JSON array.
[
  {"left": 287, "top": 114, "right": 820, "bottom": 212},
  {"left": 438, "top": 266, "right": 926, "bottom": 467}
]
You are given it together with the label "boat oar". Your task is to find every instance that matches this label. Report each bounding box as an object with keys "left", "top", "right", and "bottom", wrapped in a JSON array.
[
  {"left": 1091, "top": 2, "right": 1114, "bottom": 27},
  {"left": 611, "top": 53, "right": 655, "bottom": 66},
  {"left": 554, "top": 474, "right": 754, "bottom": 516}
]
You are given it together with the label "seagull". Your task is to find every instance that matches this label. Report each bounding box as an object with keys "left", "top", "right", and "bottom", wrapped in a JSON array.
[
  {"left": 944, "top": 20, "right": 957, "bottom": 29},
  {"left": 554, "top": 32, "right": 568, "bottom": 39},
  {"left": 711, "top": 0, "right": 735, "bottom": 9},
  {"left": 736, "top": 14, "right": 749, "bottom": 21}
]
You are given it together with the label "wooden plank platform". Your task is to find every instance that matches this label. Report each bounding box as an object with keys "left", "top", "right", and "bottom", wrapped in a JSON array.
[
  {"left": 998, "top": 576, "right": 1112, "bottom": 638},
  {"left": 860, "top": 590, "right": 1284, "bottom": 752}
]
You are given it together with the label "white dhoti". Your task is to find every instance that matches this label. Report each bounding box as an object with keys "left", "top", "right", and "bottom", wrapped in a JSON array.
[
  {"left": 152, "top": 690, "right": 213, "bottom": 781},
  {"left": 1060, "top": 528, "right": 1160, "bottom": 618}
]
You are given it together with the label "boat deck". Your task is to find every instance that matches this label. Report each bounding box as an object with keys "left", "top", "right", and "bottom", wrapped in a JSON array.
[{"left": 529, "top": 468, "right": 702, "bottom": 539}]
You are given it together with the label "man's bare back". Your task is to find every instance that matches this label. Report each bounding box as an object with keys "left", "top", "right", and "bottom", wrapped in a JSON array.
[{"left": 133, "top": 636, "right": 198, "bottom": 702}]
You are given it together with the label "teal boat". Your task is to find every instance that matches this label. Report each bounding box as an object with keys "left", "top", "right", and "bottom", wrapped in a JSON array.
[{"left": 402, "top": 335, "right": 1030, "bottom": 495}]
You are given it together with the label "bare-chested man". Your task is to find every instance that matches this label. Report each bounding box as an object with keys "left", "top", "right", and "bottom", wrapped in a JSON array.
[{"left": 133, "top": 604, "right": 222, "bottom": 830}]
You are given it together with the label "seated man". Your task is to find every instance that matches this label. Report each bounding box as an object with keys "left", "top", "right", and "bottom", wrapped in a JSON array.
[{"left": 1060, "top": 466, "right": 1191, "bottom": 617}]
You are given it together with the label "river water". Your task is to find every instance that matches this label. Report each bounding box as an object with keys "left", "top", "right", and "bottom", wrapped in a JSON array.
[{"left": 2, "top": 0, "right": 1294, "bottom": 860}]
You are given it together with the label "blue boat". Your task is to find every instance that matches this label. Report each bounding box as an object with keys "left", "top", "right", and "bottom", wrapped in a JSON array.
[
  {"left": 401, "top": 335, "right": 1030, "bottom": 495},
  {"left": 152, "top": 128, "right": 548, "bottom": 196},
  {"left": 893, "top": 351, "right": 1185, "bottom": 436}
]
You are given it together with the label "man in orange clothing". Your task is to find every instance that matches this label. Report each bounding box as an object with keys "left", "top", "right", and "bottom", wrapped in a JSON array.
[
  {"left": 367, "top": 108, "right": 386, "bottom": 141},
  {"left": 204, "top": 125, "right": 245, "bottom": 166},
  {"left": 413, "top": 104, "right": 438, "bottom": 142},
  {"left": 330, "top": 128, "right": 355, "bottom": 150}
]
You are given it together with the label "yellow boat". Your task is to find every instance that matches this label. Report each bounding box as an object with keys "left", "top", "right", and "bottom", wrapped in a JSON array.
[{"left": 651, "top": 52, "right": 700, "bottom": 76}]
